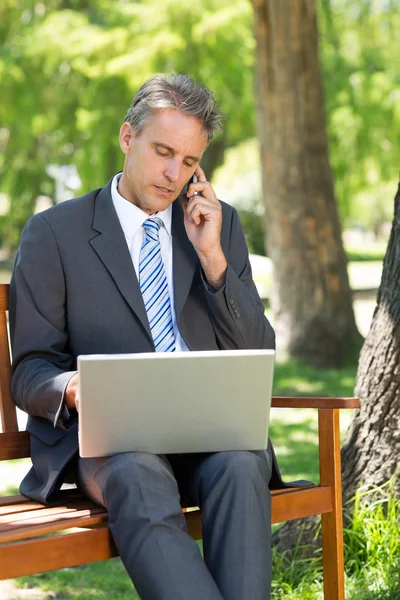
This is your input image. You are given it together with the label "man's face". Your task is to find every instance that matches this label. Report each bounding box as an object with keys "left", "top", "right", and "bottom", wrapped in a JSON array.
[{"left": 119, "top": 109, "right": 208, "bottom": 214}]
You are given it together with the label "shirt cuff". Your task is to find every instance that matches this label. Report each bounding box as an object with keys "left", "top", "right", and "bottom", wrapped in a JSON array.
[{"left": 55, "top": 371, "right": 78, "bottom": 429}]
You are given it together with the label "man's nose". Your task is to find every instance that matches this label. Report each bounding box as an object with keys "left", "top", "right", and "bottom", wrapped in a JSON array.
[{"left": 164, "top": 160, "right": 182, "bottom": 183}]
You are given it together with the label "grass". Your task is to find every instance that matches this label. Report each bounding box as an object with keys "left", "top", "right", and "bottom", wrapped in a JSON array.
[
  {"left": 345, "top": 246, "right": 386, "bottom": 263},
  {"left": 270, "top": 478, "right": 400, "bottom": 600},
  {"left": 273, "top": 359, "right": 356, "bottom": 397},
  {"left": 16, "top": 560, "right": 139, "bottom": 600}
]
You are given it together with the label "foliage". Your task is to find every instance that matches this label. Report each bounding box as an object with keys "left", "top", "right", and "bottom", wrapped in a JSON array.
[
  {"left": 214, "top": 0, "right": 400, "bottom": 239},
  {"left": 0, "top": 0, "right": 255, "bottom": 248},
  {"left": 1, "top": 0, "right": 400, "bottom": 248},
  {"left": 237, "top": 208, "right": 265, "bottom": 255}
]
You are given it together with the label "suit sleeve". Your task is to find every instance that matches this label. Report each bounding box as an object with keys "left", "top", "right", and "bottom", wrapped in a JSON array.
[
  {"left": 9, "top": 214, "right": 76, "bottom": 427},
  {"left": 202, "top": 206, "right": 275, "bottom": 351}
]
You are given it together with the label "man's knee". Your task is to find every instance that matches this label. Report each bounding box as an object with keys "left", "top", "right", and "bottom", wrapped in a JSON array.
[
  {"left": 200, "top": 450, "right": 272, "bottom": 490},
  {"left": 90, "top": 452, "right": 175, "bottom": 504}
]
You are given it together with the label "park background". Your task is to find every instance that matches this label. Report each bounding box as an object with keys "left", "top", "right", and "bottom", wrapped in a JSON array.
[{"left": 0, "top": 0, "right": 399, "bottom": 598}]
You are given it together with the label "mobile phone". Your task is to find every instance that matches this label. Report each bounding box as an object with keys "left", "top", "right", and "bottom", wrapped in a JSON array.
[{"left": 186, "top": 174, "right": 198, "bottom": 199}]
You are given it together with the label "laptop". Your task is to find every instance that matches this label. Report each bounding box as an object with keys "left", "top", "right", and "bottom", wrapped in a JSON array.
[{"left": 78, "top": 349, "right": 275, "bottom": 458}]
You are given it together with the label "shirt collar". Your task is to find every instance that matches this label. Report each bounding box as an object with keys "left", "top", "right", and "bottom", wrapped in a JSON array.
[{"left": 111, "top": 173, "right": 172, "bottom": 239}]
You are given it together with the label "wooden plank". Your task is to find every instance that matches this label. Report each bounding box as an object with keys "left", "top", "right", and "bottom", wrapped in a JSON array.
[
  {"left": 0, "top": 310, "right": 17, "bottom": 434},
  {"left": 0, "top": 431, "right": 30, "bottom": 460},
  {"left": 0, "top": 509, "right": 107, "bottom": 543},
  {"left": 0, "top": 501, "right": 59, "bottom": 516},
  {"left": 0, "top": 499, "right": 99, "bottom": 521},
  {"left": 319, "top": 409, "right": 345, "bottom": 600},
  {"left": 0, "top": 526, "right": 118, "bottom": 579},
  {"left": 0, "top": 485, "right": 334, "bottom": 580},
  {"left": 272, "top": 485, "right": 331, "bottom": 523},
  {"left": 0, "top": 485, "right": 332, "bottom": 545},
  {"left": 0, "top": 494, "right": 31, "bottom": 508},
  {"left": 272, "top": 396, "right": 360, "bottom": 409},
  {"left": 0, "top": 284, "right": 9, "bottom": 312},
  {"left": 0, "top": 512, "right": 201, "bottom": 579},
  {"left": 185, "top": 508, "right": 202, "bottom": 540}
]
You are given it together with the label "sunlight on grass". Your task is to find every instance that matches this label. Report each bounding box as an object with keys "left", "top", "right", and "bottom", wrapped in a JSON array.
[
  {"left": 274, "top": 359, "right": 356, "bottom": 398},
  {"left": 0, "top": 458, "right": 31, "bottom": 495},
  {"left": 17, "top": 559, "right": 139, "bottom": 600}
]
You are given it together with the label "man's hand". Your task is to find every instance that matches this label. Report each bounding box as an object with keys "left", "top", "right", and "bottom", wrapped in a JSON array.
[
  {"left": 182, "top": 165, "right": 227, "bottom": 289},
  {"left": 65, "top": 373, "right": 79, "bottom": 412}
]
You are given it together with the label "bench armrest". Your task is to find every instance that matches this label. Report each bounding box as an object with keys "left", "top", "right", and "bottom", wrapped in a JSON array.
[{"left": 271, "top": 397, "right": 360, "bottom": 409}]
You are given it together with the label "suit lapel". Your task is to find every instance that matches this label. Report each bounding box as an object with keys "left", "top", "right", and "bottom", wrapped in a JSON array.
[
  {"left": 172, "top": 198, "right": 198, "bottom": 322},
  {"left": 89, "top": 180, "right": 152, "bottom": 341}
]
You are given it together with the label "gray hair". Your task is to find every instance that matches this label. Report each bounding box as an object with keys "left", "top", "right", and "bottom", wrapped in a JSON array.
[{"left": 124, "top": 73, "right": 223, "bottom": 143}]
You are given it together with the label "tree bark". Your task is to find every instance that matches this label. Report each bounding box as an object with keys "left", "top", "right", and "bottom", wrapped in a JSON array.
[
  {"left": 272, "top": 181, "right": 400, "bottom": 553},
  {"left": 251, "top": 0, "right": 361, "bottom": 367},
  {"left": 341, "top": 182, "right": 400, "bottom": 503}
]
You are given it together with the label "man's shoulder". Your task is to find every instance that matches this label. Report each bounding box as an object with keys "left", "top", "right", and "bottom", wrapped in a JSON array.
[
  {"left": 34, "top": 187, "right": 102, "bottom": 224},
  {"left": 219, "top": 199, "right": 238, "bottom": 222}
]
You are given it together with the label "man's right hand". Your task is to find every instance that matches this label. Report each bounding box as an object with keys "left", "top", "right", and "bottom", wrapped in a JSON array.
[{"left": 65, "top": 373, "right": 79, "bottom": 412}]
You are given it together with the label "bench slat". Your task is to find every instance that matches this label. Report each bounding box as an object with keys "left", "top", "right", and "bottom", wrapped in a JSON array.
[
  {"left": 0, "top": 484, "right": 333, "bottom": 580},
  {"left": 0, "top": 431, "right": 30, "bottom": 460},
  {"left": 0, "top": 495, "right": 32, "bottom": 508},
  {"left": 0, "top": 499, "right": 99, "bottom": 521},
  {"left": 272, "top": 397, "right": 359, "bottom": 409},
  {"left": 0, "top": 526, "right": 118, "bottom": 579},
  {"left": 271, "top": 485, "right": 331, "bottom": 522},
  {"left": 0, "top": 485, "right": 331, "bottom": 548},
  {"left": 0, "top": 512, "right": 107, "bottom": 544}
]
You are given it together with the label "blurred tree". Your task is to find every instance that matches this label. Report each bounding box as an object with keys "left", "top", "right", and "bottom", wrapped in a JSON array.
[
  {"left": 2, "top": 0, "right": 400, "bottom": 253},
  {"left": 250, "top": 0, "right": 361, "bottom": 367},
  {"left": 0, "top": 0, "right": 255, "bottom": 249},
  {"left": 319, "top": 0, "right": 400, "bottom": 223}
]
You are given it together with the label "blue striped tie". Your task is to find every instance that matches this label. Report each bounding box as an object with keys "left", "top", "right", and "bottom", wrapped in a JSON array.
[{"left": 139, "top": 217, "right": 176, "bottom": 352}]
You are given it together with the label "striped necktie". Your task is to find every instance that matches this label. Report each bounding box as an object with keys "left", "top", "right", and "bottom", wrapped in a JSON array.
[{"left": 139, "top": 217, "right": 175, "bottom": 352}]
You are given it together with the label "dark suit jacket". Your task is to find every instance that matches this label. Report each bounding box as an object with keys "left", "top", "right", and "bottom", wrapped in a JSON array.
[{"left": 9, "top": 177, "right": 276, "bottom": 505}]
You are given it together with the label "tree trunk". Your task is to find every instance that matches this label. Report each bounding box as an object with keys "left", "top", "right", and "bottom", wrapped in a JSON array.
[
  {"left": 272, "top": 182, "right": 400, "bottom": 554},
  {"left": 341, "top": 182, "right": 400, "bottom": 503},
  {"left": 251, "top": 0, "right": 361, "bottom": 367}
]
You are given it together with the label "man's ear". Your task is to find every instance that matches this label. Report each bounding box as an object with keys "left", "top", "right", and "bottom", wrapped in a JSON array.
[{"left": 119, "top": 122, "right": 134, "bottom": 156}]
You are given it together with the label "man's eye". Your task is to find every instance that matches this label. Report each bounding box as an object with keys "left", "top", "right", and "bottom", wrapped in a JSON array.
[
  {"left": 155, "top": 147, "right": 169, "bottom": 157},
  {"left": 184, "top": 162, "right": 194, "bottom": 168}
]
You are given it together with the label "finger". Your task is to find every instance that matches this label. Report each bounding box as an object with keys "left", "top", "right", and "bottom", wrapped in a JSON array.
[
  {"left": 186, "top": 180, "right": 212, "bottom": 199},
  {"left": 195, "top": 164, "right": 207, "bottom": 183},
  {"left": 185, "top": 195, "right": 213, "bottom": 217},
  {"left": 187, "top": 201, "right": 218, "bottom": 225}
]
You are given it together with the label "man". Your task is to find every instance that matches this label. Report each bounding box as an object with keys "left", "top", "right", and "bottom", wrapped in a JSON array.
[{"left": 10, "top": 74, "right": 276, "bottom": 599}]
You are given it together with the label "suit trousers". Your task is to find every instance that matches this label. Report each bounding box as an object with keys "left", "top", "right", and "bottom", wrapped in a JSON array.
[{"left": 78, "top": 449, "right": 273, "bottom": 600}]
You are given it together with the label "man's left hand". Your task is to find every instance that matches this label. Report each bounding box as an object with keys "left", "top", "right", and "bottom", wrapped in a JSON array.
[{"left": 182, "top": 165, "right": 227, "bottom": 289}]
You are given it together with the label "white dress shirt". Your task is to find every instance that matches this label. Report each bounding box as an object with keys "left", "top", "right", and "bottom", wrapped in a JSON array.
[{"left": 111, "top": 173, "right": 189, "bottom": 352}]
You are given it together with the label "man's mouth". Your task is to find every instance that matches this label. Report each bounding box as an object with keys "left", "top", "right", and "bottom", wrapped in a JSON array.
[{"left": 154, "top": 185, "right": 175, "bottom": 196}]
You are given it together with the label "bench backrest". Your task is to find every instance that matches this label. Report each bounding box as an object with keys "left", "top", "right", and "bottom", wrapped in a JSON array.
[{"left": 0, "top": 283, "right": 30, "bottom": 460}]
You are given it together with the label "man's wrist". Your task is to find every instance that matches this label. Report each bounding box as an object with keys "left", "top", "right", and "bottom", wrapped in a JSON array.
[
  {"left": 198, "top": 248, "right": 227, "bottom": 290},
  {"left": 64, "top": 372, "right": 78, "bottom": 411}
]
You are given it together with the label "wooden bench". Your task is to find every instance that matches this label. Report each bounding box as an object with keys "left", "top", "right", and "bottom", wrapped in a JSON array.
[{"left": 0, "top": 282, "right": 359, "bottom": 598}]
